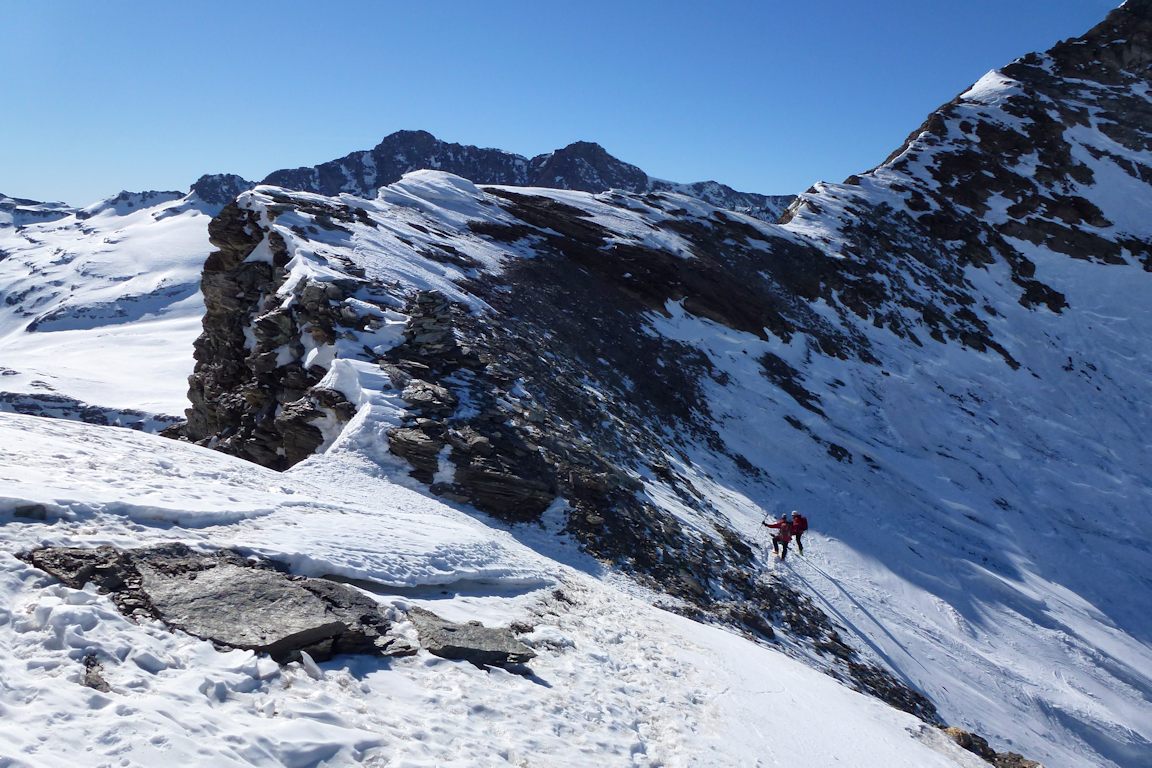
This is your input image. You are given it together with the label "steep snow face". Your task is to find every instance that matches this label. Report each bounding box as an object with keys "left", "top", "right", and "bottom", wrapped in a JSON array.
[
  {"left": 0, "top": 411, "right": 992, "bottom": 768},
  {"left": 0, "top": 189, "right": 224, "bottom": 421},
  {"left": 726, "top": 4, "right": 1152, "bottom": 766}
]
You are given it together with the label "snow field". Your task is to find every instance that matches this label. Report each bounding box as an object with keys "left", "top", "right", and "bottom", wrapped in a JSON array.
[{"left": 0, "top": 411, "right": 987, "bottom": 767}]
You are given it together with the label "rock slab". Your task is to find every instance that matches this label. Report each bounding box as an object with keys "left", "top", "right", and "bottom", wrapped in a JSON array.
[
  {"left": 408, "top": 606, "right": 536, "bottom": 666},
  {"left": 24, "top": 543, "right": 416, "bottom": 662}
]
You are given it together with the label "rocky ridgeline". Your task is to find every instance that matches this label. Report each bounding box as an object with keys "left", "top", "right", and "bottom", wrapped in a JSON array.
[
  {"left": 384, "top": 290, "right": 556, "bottom": 521},
  {"left": 263, "top": 130, "right": 793, "bottom": 222},
  {"left": 783, "top": 0, "right": 1152, "bottom": 340},
  {"left": 169, "top": 6, "right": 1151, "bottom": 754},
  {"left": 178, "top": 196, "right": 364, "bottom": 467},
  {"left": 0, "top": 391, "right": 179, "bottom": 432},
  {"left": 0, "top": 193, "right": 74, "bottom": 227},
  {"left": 171, "top": 177, "right": 953, "bottom": 723}
]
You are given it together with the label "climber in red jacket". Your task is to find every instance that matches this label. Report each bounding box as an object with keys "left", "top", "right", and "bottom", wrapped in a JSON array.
[
  {"left": 791, "top": 511, "right": 808, "bottom": 555},
  {"left": 764, "top": 513, "right": 794, "bottom": 561}
]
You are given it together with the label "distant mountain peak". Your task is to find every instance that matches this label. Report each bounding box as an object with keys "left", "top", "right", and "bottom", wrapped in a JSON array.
[
  {"left": 528, "top": 140, "right": 649, "bottom": 193},
  {"left": 189, "top": 173, "right": 256, "bottom": 207},
  {"left": 259, "top": 129, "right": 793, "bottom": 221}
]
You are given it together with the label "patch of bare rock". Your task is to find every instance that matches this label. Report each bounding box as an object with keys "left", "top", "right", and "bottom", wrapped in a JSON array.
[{"left": 20, "top": 543, "right": 533, "bottom": 668}]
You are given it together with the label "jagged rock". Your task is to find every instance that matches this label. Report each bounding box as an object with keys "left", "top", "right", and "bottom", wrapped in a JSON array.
[
  {"left": 388, "top": 424, "right": 446, "bottom": 483},
  {"left": 446, "top": 426, "right": 493, "bottom": 456},
  {"left": 180, "top": 202, "right": 365, "bottom": 468},
  {"left": 26, "top": 546, "right": 135, "bottom": 592},
  {"left": 138, "top": 560, "right": 349, "bottom": 659},
  {"left": 82, "top": 654, "right": 111, "bottom": 693},
  {"left": 451, "top": 457, "right": 556, "bottom": 521},
  {"left": 274, "top": 397, "right": 328, "bottom": 465},
  {"left": 401, "top": 379, "right": 458, "bottom": 415},
  {"left": 407, "top": 607, "right": 536, "bottom": 666},
  {"left": 942, "top": 727, "right": 1042, "bottom": 768},
  {"left": 22, "top": 544, "right": 415, "bottom": 662},
  {"left": 189, "top": 173, "right": 255, "bottom": 207}
]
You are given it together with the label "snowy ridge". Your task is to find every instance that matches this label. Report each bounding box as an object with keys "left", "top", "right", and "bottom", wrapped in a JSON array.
[
  {"left": 183, "top": 160, "right": 1152, "bottom": 766},
  {"left": 175, "top": 5, "right": 1152, "bottom": 764}
]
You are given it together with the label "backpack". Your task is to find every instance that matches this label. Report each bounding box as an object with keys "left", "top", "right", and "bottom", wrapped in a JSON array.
[{"left": 793, "top": 513, "right": 808, "bottom": 533}]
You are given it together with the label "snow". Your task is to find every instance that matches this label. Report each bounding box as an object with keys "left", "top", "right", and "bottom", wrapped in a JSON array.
[
  {"left": 0, "top": 189, "right": 215, "bottom": 417},
  {"left": 2, "top": 72, "right": 1150, "bottom": 764},
  {"left": 641, "top": 241, "right": 1152, "bottom": 768},
  {"left": 0, "top": 411, "right": 985, "bottom": 768}
]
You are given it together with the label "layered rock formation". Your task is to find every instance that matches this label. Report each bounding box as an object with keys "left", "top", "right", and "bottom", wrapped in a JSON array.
[{"left": 22, "top": 543, "right": 537, "bottom": 669}]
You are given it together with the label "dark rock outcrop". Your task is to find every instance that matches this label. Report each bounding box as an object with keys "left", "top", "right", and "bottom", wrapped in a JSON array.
[
  {"left": 82, "top": 654, "right": 112, "bottom": 693},
  {"left": 189, "top": 173, "right": 256, "bottom": 207},
  {"left": 0, "top": 392, "right": 180, "bottom": 432},
  {"left": 179, "top": 196, "right": 361, "bottom": 466},
  {"left": 22, "top": 544, "right": 417, "bottom": 662},
  {"left": 529, "top": 140, "right": 650, "bottom": 192},
  {"left": 408, "top": 607, "right": 536, "bottom": 666},
  {"left": 942, "top": 727, "right": 1042, "bottom": 768}
]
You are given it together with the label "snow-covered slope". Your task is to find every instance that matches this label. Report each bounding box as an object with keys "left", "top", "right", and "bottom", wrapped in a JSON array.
[
  {"left": 178, "top": 165, "right": 1150, "bottom": 765},
  {"left": 0, "top": 188, "right": 226, "bottom": 423},
  {"left": 168, "top": 4, "right": 1152, "bottom": 766},
  {"left": 0, "top": 412, "right": 988, "bottom": 768},
  {"left": 3, "top": 3, "right": 1151, "bottom": 767}
]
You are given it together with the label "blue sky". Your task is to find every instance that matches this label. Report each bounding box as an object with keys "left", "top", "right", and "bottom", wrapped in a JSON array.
[{"left": 2, "top": 0, "right": 1118, "bottom": 205}]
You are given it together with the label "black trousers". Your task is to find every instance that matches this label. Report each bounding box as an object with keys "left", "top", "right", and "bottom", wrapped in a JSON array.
[{"left": 772, "top": 536, "right": 790, "bottom": 560}]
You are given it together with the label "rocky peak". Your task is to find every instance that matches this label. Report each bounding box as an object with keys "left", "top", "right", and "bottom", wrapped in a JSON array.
[
  {"left": 257, "top": 129, "right": 792, "bottom": 221},
  {"left": 189, "top": 173, "right": 256, "bottom": 207},
  {"left": 372, "top": 128, "right": 447, "bottom": 154},
  {"left": 780, "top": 0, "right": 1152, "bottom": 356},
  {"left": 261, "top": 129, "right": 530, "bottom": 198},
  {"left": 527, "top": 140, "right": 650, "bottom": 192},
  {"left": 1047, "top": 0, "right": 1152, "bottom": 78}
]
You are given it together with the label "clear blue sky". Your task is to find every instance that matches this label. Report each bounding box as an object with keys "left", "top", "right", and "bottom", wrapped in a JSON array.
[{"left": 1, "top": 0, "right": 1118, "bottom": 205}]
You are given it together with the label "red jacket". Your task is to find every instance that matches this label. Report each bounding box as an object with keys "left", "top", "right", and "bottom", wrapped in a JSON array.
[
  {"left": 792, "top": 514, "right": 808, "bottom": 534},
  {"left": 766, "top": 519, "right": 793, "bottom": 542}
]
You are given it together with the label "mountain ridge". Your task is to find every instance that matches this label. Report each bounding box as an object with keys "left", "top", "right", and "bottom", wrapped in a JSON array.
[
  {"left": 170, "top": 3, "right": 1152, "bottom": 765},
  {"left": 0, "top": 3, "right": 1150, "bottom": 766},
  {"left": 260, "top": 129, "right": 794, "bottom": 220}
]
